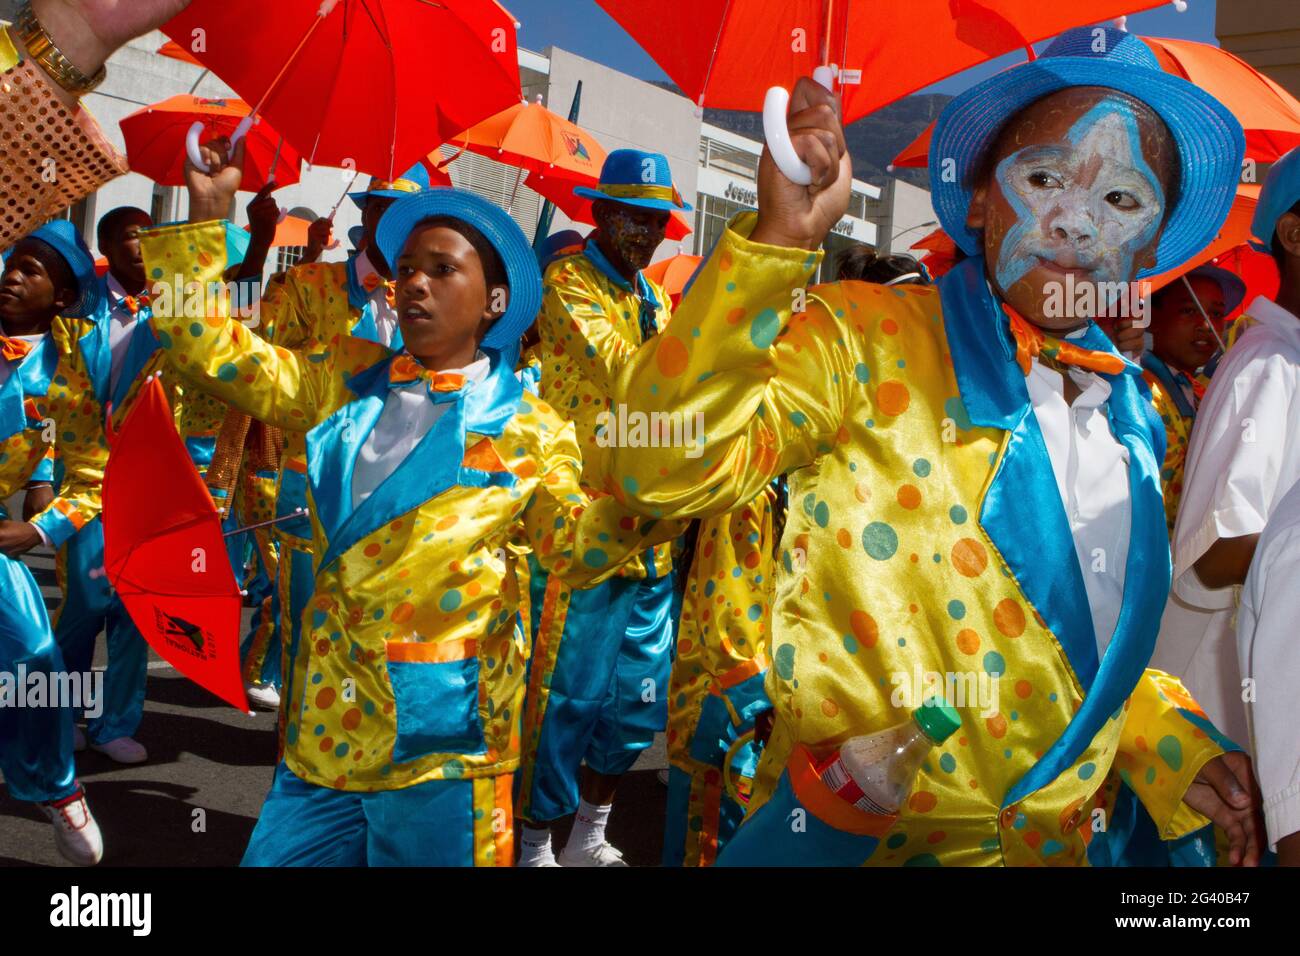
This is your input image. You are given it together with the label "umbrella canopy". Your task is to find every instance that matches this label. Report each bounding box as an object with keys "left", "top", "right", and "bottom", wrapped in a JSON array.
[
  {"left": 246, "top": 213, "right": 313, "bottom": 249},
  {"left": 156, "top": 40, "right": 204, "bottom": 66},
  {"left": 642, "top": 253, "right": 704, "bottom": 308},
  {"left": 103, "top": 378, "right": 247, "bottom": 712},
  {"left": 444, "top": 97, "right": 607, "bottom": 187},
  {"left": 910, "top": 226, "right": 961, "bottom": 278},
  {"left": 596, "top": 0, "right": 1167, "bottom": 122},
  {"left": 121, "top": 95, "right": 302, "bottom": 191},
  {"left": 527, "top": 170, "right": 693, "bottom": 242},
  {"left": 893, "top": 33, "right": 1300, "bottom": 169},
  {"left": 161, "top": 0, "right": 524, "bottom": 179}
]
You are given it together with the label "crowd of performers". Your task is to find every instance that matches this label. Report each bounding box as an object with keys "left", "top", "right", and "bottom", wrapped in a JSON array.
[{"left": 3, "top": 20, "right": 1300, "bottom": 868}]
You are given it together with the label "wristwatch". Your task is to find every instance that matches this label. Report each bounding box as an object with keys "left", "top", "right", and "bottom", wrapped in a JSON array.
[{"left": 12, "top": 1, "right": 107, "bottom": 96}]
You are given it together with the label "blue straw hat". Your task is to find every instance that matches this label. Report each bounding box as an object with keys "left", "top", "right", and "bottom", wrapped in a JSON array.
[
  {"left": 374, "top": 188, "right": 543, "bottom": 352},
  {"left": 1249, "top": 144, "right": 1300, "bottom": 253},
  {"left": 349, "top": 163, "right": 431, "bottom": 209},
  {"left": 574, "top": 149, "right": 692, "bottom": 212},
  {"left": 930, "top": 26, "right": 1244, "bottom": 279},
  {"left": 21, "top": 220, "right": 104, "bottom": 318}
]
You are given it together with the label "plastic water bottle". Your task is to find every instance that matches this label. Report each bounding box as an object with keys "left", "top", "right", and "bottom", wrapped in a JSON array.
[{"left": 817, "top": 700, "right": 962, "bottom": 815}]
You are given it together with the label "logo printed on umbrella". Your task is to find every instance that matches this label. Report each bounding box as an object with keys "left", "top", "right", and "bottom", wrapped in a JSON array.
[
  {"left": 561, "top": 132, "right": 591, "bottom": 163},
  {"left": 153, "top": 608, "right": 213, "bottom": 659}
]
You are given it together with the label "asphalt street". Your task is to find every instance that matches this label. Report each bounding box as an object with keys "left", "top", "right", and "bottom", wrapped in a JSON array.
[{"left": 0, "top": 538, "right": 670, "bottom": 868}]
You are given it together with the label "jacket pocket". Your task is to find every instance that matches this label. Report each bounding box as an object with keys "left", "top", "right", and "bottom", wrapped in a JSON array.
[{"left": 385, "top": 639, "right": 486, "bottom": 763}]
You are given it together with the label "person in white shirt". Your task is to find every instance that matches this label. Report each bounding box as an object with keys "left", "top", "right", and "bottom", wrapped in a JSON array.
[
  {"left": 1153, "top": 146, "right": 1300, "bottom": 749},
  {"left": 1237, "top": 478, "right": 1300, "bottom": 865}
]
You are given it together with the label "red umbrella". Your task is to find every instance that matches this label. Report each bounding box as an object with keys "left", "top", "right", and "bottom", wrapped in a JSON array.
[
  {"left": 443, "top": 97, "right": 608, "bottom": 188},
  {"left": 103, "top": 377, "right": 248, "bottom": 712},
  {"left": 161, "top": 0, "right": 523, "bottom": 180},
  {"left": 527, "top": 171, "right": 694, "bottom": 242},
  {"left": 643, "top": 253, "right": 704, "bottom": 308},
  {"left": 893, "top": 34, "right": 1300, "bottom": 170},
  {"left": 910, "top": 227, "right": 961, "bottom": 279},
  {"left": 121, "top": 95, "right": 303, "bottom": 192}
]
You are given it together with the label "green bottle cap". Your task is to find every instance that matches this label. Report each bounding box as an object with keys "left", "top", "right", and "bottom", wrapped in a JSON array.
[{"left": 914, "top": 699, "right": 961, "bottom": 744}]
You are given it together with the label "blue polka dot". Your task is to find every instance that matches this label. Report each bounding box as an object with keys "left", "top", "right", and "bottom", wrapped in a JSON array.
[
  {"left": 853, "top": 363, "right": 870, "bottom": 383},
  {"left": 983, "top": 651, "right": 1005, "bottom": 676},
  {"left": 913, "top": 458, "right": 931, "bottom": 477},
  {"left": 750, "top": 309, "right": 780, "bottom": 348},
  {"left": 948, "top": 600, "right": 966, "bottom": 620},
  {"left": 862, "top": 522, "right": 899, "bottom": 560},
  {"left": 949, "top": 505, "right": 967, "bottom": 524}
]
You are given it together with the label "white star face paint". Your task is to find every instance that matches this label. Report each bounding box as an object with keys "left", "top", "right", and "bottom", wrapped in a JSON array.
[{"left": 993, "top": 98, "right": 1165, "bottom": 304}]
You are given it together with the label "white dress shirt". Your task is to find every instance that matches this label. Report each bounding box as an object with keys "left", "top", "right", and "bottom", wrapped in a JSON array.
[
  {"left": 1237, "top": 478, "right": 1300, "bottom": 850},
  {"left": 354, "top": 248, "right": 400, "bottom": 349},
  {"left": 1153, "top": 295, "right": 1300, "bottom": 746},
  {"left": 1026, "top": 341, "right": 1132, "bottom": 658},
  {"left": 105, "top": 273, "right": 146, "bottom": 398},
  {"left": 351, "top": 351, "right": 491, "bottom": 510}
]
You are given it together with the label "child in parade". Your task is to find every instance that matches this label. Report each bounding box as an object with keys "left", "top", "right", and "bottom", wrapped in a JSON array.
[
  {"left": 0, "top": 220, "right": 109, "bottom": 864},
  {"left": 516, "top": 150, "right": 688, "bottom": 866},
  {"left": 137, "top": 172, "right": 685, "bottom": 865},
  {"left": 609, "top": 27, "right": 1265, "bottom": 867}
]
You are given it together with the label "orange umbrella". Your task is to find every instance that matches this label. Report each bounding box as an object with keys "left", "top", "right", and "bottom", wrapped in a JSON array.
[
  {"left": 643, "top": 254, "right": 705, "bottom": 308},
  {"left": 910, "top": 227, "right": 961, "bottom": 278},
  {"left": 246, "top": 213, "right": 314, "bottom": 249},
  {"left": 893, "top": 34, "right": 1300, "bottom": 169},
  {"left": 120, "top": 95, "right": 302, "bottom": 191},
  {"left": 442, "top": 97, "right": 607, "bottom": 190},
  {"left": 527, "top": 170, "right": 693, "bottom": 242},
  {"left": 597, "top": 0, "right": 1165, "bottom": 121},
  {"left": 156, "top": 40, "right": 204, "bottom": 67}
]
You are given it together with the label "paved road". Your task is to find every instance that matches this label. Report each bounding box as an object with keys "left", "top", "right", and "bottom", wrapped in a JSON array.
[{"left": 1, "top": 540, "right": 670, "bottom": 867}]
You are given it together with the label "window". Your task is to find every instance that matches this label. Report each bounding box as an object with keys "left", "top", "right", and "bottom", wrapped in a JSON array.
[{"left": 277, "top": 246, "right": 306, "bottom": 273}]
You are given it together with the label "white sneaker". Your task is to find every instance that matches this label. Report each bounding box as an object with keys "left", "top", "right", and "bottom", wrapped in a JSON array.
[
  {"left": 72, "top": 725, "right": 87, "bottom": 752},
  {"left": 90, "top": 736, "right": 148, "bottom": 764},
  {"left": 39, "top": 788, "right": 104, "bottom": 866},
  {"left": 558, "top": 841, "right": 628, "bottom": 867},
  {"left": 245, "top": 682, "right": 281, "bottom": 711},
  {"left": 518, "top": 853, "right": 561, "bottom": 867}
]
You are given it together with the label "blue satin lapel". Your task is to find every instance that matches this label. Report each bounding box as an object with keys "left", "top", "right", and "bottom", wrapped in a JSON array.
[
  {"left": 939, "top": 258, "right": 1099, "bottom": 686},
  {"left": 306, "top": 360, "right": 388, "bottom": 562},
  {"left": 0, "top": 358, "right": 23, "bottom": 441},
  {"left": 351, "top": 304, "right": 379, "bottom": 343},
  {"left": 1141, "top": 353, "right": 1196, "bottom": 420},
  {"left": 17, "top": 334, "right": 58, "bottom": 398},
  {"left": 77, "top": 319, "right": 112, "bottom": 408},
  {"left": 111, "top": 316, "right": 160, "bottom": 412}
]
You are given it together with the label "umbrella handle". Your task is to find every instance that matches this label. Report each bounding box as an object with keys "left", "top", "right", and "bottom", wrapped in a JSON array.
[
  {"left": 762, "top": 66, "right": 835, "bottom": 187},
  {"left": 185, "top": 116, "right": 254, "bottom": 174}
]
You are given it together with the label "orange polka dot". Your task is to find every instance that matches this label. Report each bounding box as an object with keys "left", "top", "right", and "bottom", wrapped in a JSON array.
[
  {"left": 927, "top": 831, "right": 946, "bottom": 844},
  {"left": 994, "top": 599, "right": 1026, "bottom": 637},
  {"left": 1015, "top": 680, "right": 1033, "bottom": 699},
  {"left": 986, "top": 713, "right": 1008, "bottom": 739},
  {"left": 881, "top": 318, "right": 899, "bottom": 335},
  {"left": 908, "top": 790, "right": 938, "bottom": 813},
  {"left": 950, "top": 538, "right": 988, "bottom": 577},
  {"left": 821, "top": 698, "right": 839, "bottom": 718},
  {"left": 854, "top": 481, "right": 872, "bottom": 504},
  {"left": 341, "top": 708, "right": 362, "bottom": 731},
  {"left": 316, "top": 687, "right": 336, "bottom": 709},
  {"left": 836, "top": 528, "right": 852, "bottom": 548},
  {"left": 955, "top": 629, "right": 980, "bottom": 655},
  {"left": 719, "top": 250, "right": 733, "bottom": 271},
  {"left": 655, "top": 335, "right": 690, "bottom": 378},
  {"left": 897, "top": 484, "right": 921, "bottom": 509},
  {"left": 435, "top": 514, "right": 459, "bottom": 531},
  {"left": 363, "top": 543, "right": 382, "bottom": 558},
  {"left": 849, "top": 610, "right": 878, "bottom": 648},
  {"left": 391, "top": 602, "right": 415, "bottom": 625},
  {"left": 726, "top": 307, "right": 746, "bottom": 325},
  {"left": 876, "top": 380, "right": 910, "bottom": 417}
]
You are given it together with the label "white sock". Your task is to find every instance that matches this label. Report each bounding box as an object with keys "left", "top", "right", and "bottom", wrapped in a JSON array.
[
  {"left": 568, "top": 799, "right": 612, "bottom": 852},
  {"left": 518, "top": 826, "right": 555, "bottom": 866}
]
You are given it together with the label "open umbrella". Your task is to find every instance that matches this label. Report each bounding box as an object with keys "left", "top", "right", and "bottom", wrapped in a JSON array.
[
  {"left": 893, "top": 32, "right": 1300, "bottom": 170},
  {"left": 103, "top": 377, "right": 248, "bottom": 712},
  {"left": 643, "top": 253, "right": 704, "bottom": 308},
  {"left": 910, "top": 227, "right": 961, "bottom": 279},
  {"left": 121, "top": 95, "right": 302, "bottom": 192},
  {"left": 527, "top": 171, "right": 694, "bottom": 242},
  {"left": 161, "top": 0, "right": 524, "bottom": 180},
  {"left": 157, "top": 40, "right": 204, "bottom": 67}
]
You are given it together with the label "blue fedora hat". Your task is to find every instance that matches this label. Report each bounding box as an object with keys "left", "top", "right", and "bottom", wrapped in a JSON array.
[
  {"left": 349, "top": 163, "right": 431, "bottom": 210},
  {"left": 374, "top": 187, "right": 543, "bottom": 353},
  {"left": 574, "top": 149, "right": 692, "bottom": 213},
  {"left": 1249, "top": 144, "right": 1300, "bottom": 253},
  {"left": 20, "top": 220, "right": 104, "bottom": 318},
  {"left": 930, "top": 26, "right": 1245, "bottom": 279}
]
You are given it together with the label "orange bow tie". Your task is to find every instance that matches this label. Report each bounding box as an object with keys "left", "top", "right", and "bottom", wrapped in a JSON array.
[
  {"left": 123, "top": 291, "right": 150, "bottom": 316},
  {"left": 1003, "top": 305, "right": 1127, "bottom": 377},
  {"left": 388, "top": 353, "right": 467, "bottom": 398},
  {"left": 1, "top": 335, "right": 35, "bottom": 363}
]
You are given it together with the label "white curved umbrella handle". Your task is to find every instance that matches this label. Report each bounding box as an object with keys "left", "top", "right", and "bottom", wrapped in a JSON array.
[
  {"left": 185, "top": 116, "right": 255, "bottom": 173},
  {"left": 763, "top": 66, "right": 836, "bottom": 186}
]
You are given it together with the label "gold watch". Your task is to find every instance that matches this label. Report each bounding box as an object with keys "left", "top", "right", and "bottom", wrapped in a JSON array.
[{"left": 12, "top": 1, "right": 107, "bottom": 96}]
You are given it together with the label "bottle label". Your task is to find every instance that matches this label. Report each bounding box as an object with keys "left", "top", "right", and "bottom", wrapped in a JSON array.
[{"left": 820, "top": 754, "right": 895, "bottom": 816}]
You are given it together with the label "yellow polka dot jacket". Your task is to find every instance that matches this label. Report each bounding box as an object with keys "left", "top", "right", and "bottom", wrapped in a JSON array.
[
  {"left": 139, "top": 220, "right": 684, "bottom": 792},
  {"left": 609, "top": 214, "right": 1236, "bottom": 866}
]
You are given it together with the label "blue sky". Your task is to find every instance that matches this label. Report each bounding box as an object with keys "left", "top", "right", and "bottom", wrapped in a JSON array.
[{"left": 506, "top": 0, "right": 1218, "bottom": 98}]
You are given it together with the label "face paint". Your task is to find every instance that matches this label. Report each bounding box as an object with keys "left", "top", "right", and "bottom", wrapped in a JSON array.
[
  {"left": 993, "top": 98, "right": 1165, "bottom": 304},
  {"left": 603, "top": 207, "right": 664, "bottom": 272}
]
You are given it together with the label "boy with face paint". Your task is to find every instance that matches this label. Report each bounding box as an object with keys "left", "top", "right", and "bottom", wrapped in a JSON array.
[
  {"left": 1152, "top": 145, "right": 1300, "bottom": 758},
  {"left": 517, "top": 149, "right": 692, "bottom": 866},
  {"left": 610, "top": 27, "right": 1267, "bottom": 867},
  {"left": 133, "top": 187, "right": 684, "bottom": 865},
  {"left": 1140, "top": 266, "right": 1244, "bottom": 536},
  {"left": 0, "top": 220, "right": 109, "bottom": 865}
]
